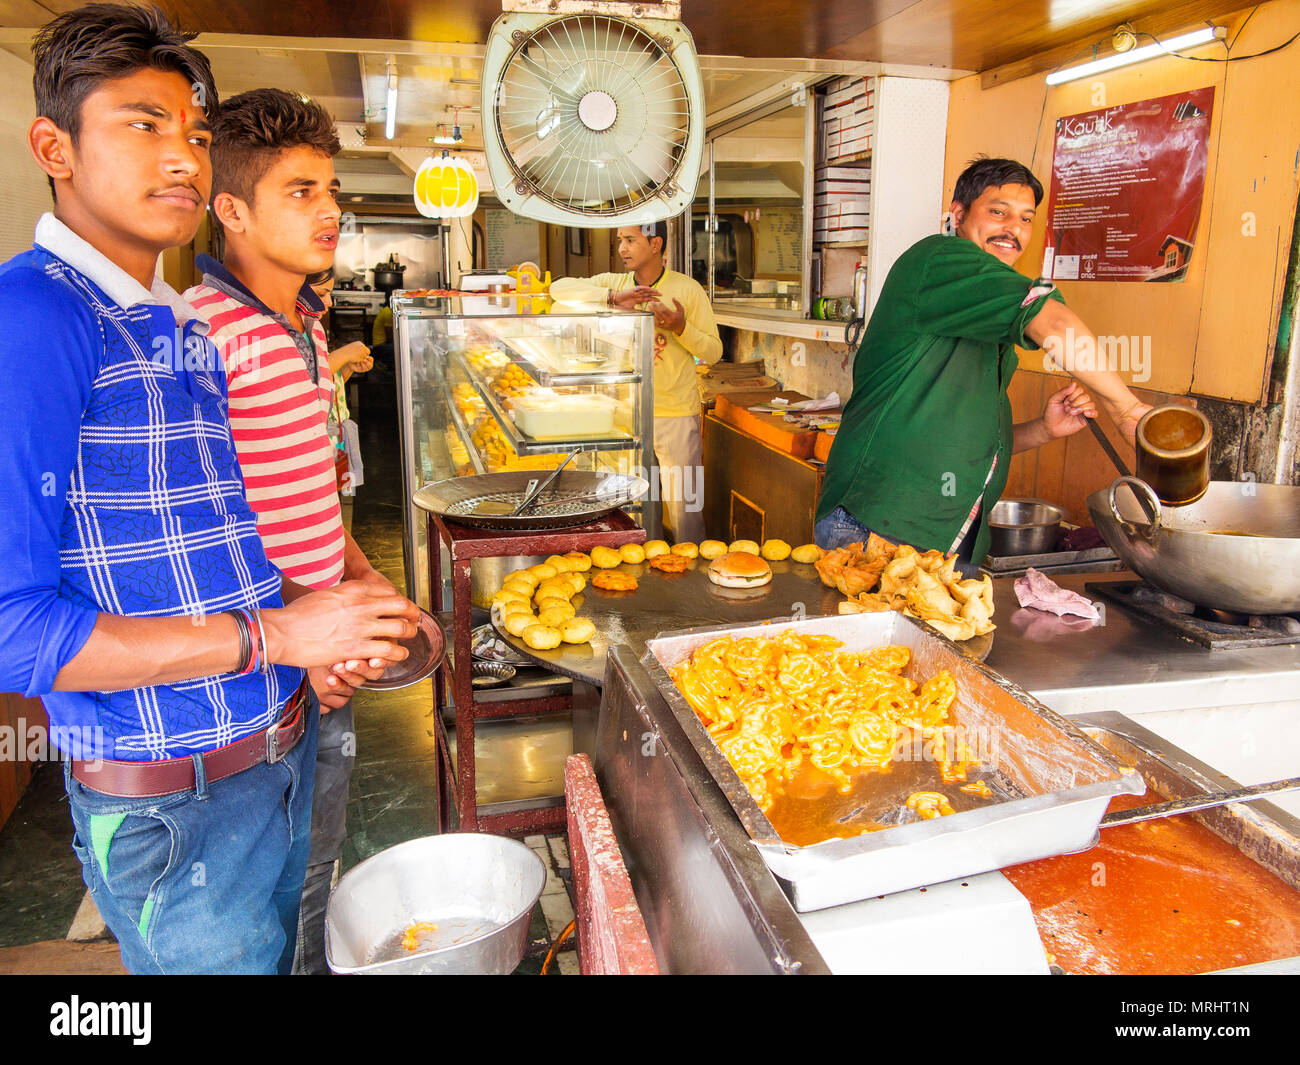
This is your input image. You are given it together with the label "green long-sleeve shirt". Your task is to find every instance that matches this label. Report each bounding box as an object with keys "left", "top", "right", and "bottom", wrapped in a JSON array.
[{"left": 817, "top": 234, "right": 1063, "bottom": 562}]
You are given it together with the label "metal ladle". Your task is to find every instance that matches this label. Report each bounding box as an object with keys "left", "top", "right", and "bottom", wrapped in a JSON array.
[{"left": 1101, "top": 775, "right": 1300, "bottom": 828}]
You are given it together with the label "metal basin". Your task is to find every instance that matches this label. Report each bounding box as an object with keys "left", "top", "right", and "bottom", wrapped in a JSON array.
[
  {"left": 987, "top": 498, "right": 1063, "bottom": 557},
  {"left": 1088, "top": 477, "right": 1300, "bottom": 614},
  {"left": 325, "top": 834, "right": 546, "bottom": 974}
]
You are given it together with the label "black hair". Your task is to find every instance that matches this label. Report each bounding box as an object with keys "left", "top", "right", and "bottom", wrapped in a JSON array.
[
  {"left": 952, "top": 157, "right": 1044, "bottom": 209},
  {"left": 305, "top": 268, "right": 334, "bottom": 287},
  {"left": 641, "top": 220, "right": 667, "bottom": 257},
  {"left": 212, "top": 88, "right": 340, "bottom": 206},
  {"left": 31, "top": 4, "right": 218, "bottom": 198}
]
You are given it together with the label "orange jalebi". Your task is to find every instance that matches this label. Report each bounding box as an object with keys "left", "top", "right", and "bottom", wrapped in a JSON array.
[{"left": 669, "top": 633, "right": 972, "bottom": 814}]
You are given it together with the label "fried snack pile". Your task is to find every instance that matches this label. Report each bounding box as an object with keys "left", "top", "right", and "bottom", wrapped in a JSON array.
[
  {"left": 815, "top": 533, "right": 899, "bottom": 597},
  {"left": 492, "top": 557, "right": 595, "bottom": 646},
  {"left": 669, "top": 633, "right": 975, "bottom": 814},
  {"left": 817, "top": 537, "right": 995, "bottom": 642},
  {"left": 837, "top": 545, "right": 995, "bottom": 642}
]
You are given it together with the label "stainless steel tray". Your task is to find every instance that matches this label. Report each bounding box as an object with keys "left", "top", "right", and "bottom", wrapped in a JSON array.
[
  {"left": 641, "top": 611, "right": 1144, "bottom": 911},
  {"left": 413, "top": 470, "right": 648, "bottom": 531}
]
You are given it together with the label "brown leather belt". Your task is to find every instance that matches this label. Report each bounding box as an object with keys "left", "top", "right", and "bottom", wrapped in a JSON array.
[{"left": 71, "top": 679, "right": 310, "bottom": 798}]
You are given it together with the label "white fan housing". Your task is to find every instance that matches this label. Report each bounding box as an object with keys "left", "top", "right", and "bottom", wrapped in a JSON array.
[{"left": 481, "top": 9, "right": 704, "bottom": 226}]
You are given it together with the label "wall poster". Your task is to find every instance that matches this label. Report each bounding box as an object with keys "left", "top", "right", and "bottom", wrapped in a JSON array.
[{"left": 1043, "top": 87, "right": 1215, "bottom": 283}]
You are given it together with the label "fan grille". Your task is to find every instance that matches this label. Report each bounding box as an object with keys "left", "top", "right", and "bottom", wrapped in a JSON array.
[{"left": 492, "top": 14, "right": 692, "bottom": 217}]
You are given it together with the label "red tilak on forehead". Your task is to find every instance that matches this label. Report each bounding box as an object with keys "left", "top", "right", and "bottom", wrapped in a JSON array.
[{"left": 180, "top": 108, "right": 186, "bottom": 123}]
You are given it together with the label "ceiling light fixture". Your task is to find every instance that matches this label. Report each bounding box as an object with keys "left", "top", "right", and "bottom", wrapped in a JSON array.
[
  {"left": 1046, "top": 25, "right": 1225, "bottom": 85},
  {"left": 385, "top": 70, "right": 399, "bottom": 140}
]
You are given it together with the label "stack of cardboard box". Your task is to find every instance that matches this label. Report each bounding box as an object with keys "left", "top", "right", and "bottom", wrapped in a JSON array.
[
  {"left": 822, "top": 75, "right": 875, "bottom": 162},
  {"left": 814, "top": 166, "right": 871, "bottom": 245}
]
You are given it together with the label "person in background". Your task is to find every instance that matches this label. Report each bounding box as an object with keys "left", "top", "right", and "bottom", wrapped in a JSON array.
[
  {"left": 0, "top": 3, "right": 415, "bottom": 975},
  {"left": 551, "top": 221, "right": 721, "bottom": 542},
  {"left": 308, "top": 268, "right": 372, "bottom": 496},
  {"left": 369, "top": 291, "right": 395, "bottom": 368},
  {"left": 816, "top": 157, "right": 1152, "bottom": 561},
  {"left": 185, "top": 88, "right": 418, "bottom": 975}
]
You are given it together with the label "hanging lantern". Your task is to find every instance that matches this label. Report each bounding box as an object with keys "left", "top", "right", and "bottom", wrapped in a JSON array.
[{"left": 413, "top": 152, "right": 479, "bottom": 218}]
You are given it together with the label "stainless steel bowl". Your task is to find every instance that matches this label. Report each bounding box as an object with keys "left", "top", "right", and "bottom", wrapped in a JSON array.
[
  {"left": 325, "top": 834, "right": 546, "bottom": 975},
  {"left": 1089, "top": 477, "right": 1300, "bottom": 614},
  {"left": 987, "top": 498, "right": 1064, "bottom": 557}
]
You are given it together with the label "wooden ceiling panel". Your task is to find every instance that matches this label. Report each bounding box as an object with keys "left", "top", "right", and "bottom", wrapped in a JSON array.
[{"left": 0, "top": 0, "right": 1259, "bottom": 75}]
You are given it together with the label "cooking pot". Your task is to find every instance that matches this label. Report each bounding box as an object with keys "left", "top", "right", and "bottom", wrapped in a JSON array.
[
  {"left": 372, "top": 256, "right": 406, "bottom": 291},
  {"left": 1088, "top": 476, "right": 1300, "bottom": 614},
  {"left": 987, "top": 498, "right": 1064, "bottom": 557}
]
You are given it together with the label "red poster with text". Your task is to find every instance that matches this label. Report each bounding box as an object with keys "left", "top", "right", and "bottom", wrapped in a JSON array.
[{"left": 1044, "top": 87, "right": 1214, "bottom": 283}]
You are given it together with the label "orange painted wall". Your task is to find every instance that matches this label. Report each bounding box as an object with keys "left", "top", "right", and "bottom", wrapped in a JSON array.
[{"left": 944, "top": 0, "right": 1300, "bottom": 405}]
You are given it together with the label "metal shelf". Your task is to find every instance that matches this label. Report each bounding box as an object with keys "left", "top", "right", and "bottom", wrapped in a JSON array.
[
  {"left": 442, "top": 384, "right": 489, "bottom": 477},
  {"left": 452, "top": 351, "right": 640, "bottom": 457},
  {"left": 498, "top": 335, "right": 642, "bottom": 388}
]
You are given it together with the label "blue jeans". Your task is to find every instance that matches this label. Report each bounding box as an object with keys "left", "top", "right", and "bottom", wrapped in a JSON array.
[
  {"left": 65, "top": 691, "right": 320, "bottom": 975},
  {"left": 814, "top": 506, "right": 983, "bottom": 578},
  {"left": 814, "top": 505, "right": 893, "bottom": 552}
]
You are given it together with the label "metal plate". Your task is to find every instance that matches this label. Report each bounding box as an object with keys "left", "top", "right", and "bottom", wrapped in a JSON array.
[
  {"left": 471, "top": 661, "right": 518, "bottom": 688},
  {"left": 413, "top": 471, "right": 649, "bottom": 531},
  {"left": 472, "top": 623, "right": 533, "bottom": 666},
  {"left": 361, "top": 608, "right": 445, "bottom": 691},
  {"left": 489, "top": 562, "right": 993, "bottom": 686},
  {"left": 641, "top": 611, "right": 1144, "bottom": 911}
]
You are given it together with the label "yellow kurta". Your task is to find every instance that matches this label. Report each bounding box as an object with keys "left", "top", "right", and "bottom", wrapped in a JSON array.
[{"left": 550, "top": 268, "right": 722, "bottom": 418}]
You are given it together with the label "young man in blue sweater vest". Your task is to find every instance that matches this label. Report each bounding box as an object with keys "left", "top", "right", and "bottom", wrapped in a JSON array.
[{"left": 0, "top": 3, "right": 417, "bottom": 974}]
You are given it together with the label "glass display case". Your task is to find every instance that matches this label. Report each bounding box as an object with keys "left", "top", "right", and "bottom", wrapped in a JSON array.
[{"left": 393, "top": 293, "right": 659, "bottom": 607}]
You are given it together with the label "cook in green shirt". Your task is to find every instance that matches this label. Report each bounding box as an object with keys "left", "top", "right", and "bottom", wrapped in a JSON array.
[{"left": 817, "top": 157, "right": 1151, "bottom": 562}]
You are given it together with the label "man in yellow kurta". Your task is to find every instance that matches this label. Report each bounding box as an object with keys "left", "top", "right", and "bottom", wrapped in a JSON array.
[{"left": 551, "top": 222, "right": 721, "bottom": 541}]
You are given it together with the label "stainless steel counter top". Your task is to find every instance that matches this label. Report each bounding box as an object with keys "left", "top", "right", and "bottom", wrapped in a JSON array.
[
  {"left": 500, "top": 564, "right": 1300, "bottom": 715},
  {"left": 983, "top": 573, "right": 1300, "bottom": 716}
]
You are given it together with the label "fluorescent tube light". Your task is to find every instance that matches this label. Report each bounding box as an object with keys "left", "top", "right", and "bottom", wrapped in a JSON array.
[
  {"left": 385, "top": 74, "right": 398, "bottom": 140},
  {"left": 1046, "top": 27, "right": 1224, "bottom": 85}
]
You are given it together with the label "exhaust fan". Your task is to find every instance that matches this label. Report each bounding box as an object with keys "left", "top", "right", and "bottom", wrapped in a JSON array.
[{"left": 481, "top": 3, "right": 704, "bottom": 225}]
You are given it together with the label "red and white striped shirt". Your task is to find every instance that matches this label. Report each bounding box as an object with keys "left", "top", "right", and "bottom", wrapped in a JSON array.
[{"left": 186, "top": 276, "right": 345, "bottom": 590}]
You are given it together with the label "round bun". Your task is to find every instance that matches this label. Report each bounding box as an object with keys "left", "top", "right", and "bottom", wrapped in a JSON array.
[
  {"left": 544, "top": 554, "right": 574, "bottom": 573},
  {"left": 760, "top": 539, "right": 791, "bottom": 561},
  {"left": 707, "top": 552, "right": 773, "bottom": 588},
  {"left": 563, "top": 551, "right": 592, "bottom": 571},
  {"left": 728, "top": 539, "right": 760, "bottom": 555},
  {"left": 699, "top": 539, "right": 728, "bottom": 560},
  {"left": 504, "top": 611, "right": 537, "bottom": 637},
  {"left": 538, "top": 602, "right": 576, "bottom": 627},
  {"left": 560, "top": 617, "right": 596, "bottom": 644},
  {"left": 642, "top": 540, "right": 670, "bottom": 559},
  {"left": 590, "top": 546, "right": 622, "bottom": 569},
  {"left": 522, "top": 623, "right": 562, "bottom": 650},
  {"left": 671, "top": 542, "right": 699, "bottom": 558},
  {"left": 618, "top": 542, "right": 646, "bottom": 564},
  {"left": 790, "top": 543, "right": 824, "bottom": 565}
]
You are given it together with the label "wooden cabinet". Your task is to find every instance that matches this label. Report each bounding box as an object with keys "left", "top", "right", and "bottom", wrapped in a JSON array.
[
  {"left": 0, "top": 693, "right": 49, "bottom": 830},
  {"left": 702, "top": 414, "right": 824, "bottom": 545}
]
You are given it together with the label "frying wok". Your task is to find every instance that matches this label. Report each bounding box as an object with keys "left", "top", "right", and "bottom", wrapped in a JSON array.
[{"left": 1087, "top": 476, "right": 1300, "bottom": 615}]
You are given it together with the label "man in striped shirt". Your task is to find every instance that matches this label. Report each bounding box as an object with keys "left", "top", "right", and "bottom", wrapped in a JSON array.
[{"left": 185, "top": 88, "right": 417, "bottom": 974}]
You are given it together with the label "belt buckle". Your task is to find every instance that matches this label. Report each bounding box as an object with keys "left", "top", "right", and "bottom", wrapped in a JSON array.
[{"left": 265, "top": 718, "right": 287, "bottom": 765}]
